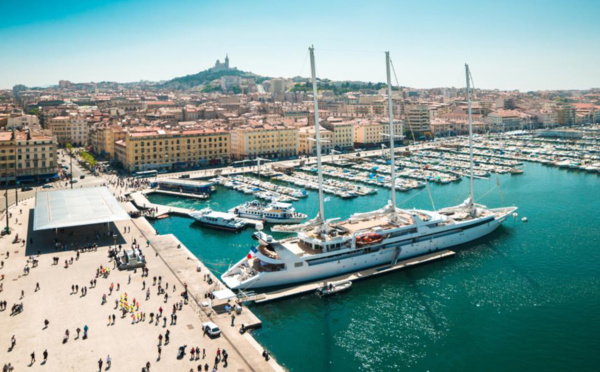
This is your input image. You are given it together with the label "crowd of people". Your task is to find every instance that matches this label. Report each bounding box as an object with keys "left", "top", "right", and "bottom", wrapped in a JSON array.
[{"left": 0, "top": 163, "right": 275, "bottom": 372}]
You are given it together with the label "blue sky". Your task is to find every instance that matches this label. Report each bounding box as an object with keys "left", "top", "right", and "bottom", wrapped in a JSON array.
[{"left": 1, "top": 0, "right": 599, "bottom": 90}]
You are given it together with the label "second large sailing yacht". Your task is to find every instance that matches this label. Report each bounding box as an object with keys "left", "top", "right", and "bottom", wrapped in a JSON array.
[{"left": 222, "top": 50, "right": 517, "bottom": 290}]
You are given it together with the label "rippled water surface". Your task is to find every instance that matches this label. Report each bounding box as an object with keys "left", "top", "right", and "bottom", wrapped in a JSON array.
[{"left": 150, "top": 163, "right": 600, "bottom": 371}]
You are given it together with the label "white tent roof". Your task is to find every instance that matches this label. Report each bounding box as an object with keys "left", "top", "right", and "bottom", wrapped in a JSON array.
[
  {"left": 34, "top": 187, "right": 131, "bottom": 231},
  {"left": 212, "top": 288, "right": 236, "bottom": 301}
]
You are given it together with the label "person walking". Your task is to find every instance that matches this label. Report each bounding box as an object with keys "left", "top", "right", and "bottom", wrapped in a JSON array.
[
  {"left": 231, "top": 314, "right": 235, "bottom": 327},
  {"left": 157, "top": 346, "right": 162, "bottom": 360},
  {"left": 98, "top": 358, "right": 103, "bottom": 371},
  {"left": 43, "top": 349, "right": 48, "bottom": 363},
  {"left": 146, "top": 361, "right": 151, "bottom": 371},
  {"left": 30, "top": 352, "right": 35, "bottom": 364},
  {"left": 35, "top": 283, "right": 40, "bottom": 292},
  {"left": 106, "top": 355, "right": 111, "bottom": 369}
]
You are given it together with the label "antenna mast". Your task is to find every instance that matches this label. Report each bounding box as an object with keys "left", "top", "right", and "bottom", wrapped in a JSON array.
[
  {"left": 309, "top": 46, "right": 327, "bottom": 233},
  {"left": 386, "top": 52, "right": 397, "bottom": 219},
  {"left": 465, "top": 63, "right": 475, "bottom": 214}
]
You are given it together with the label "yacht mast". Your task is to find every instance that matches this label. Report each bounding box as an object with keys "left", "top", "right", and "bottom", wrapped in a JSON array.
[
  {"left": 385, "top": 52, "right": 397, "bottom": 219},
  {"left": 309, "top": 46, "right": 327, "bottom": 232},
  {"left": 465, "top": 63, "right": 475, "bottom": 213}
]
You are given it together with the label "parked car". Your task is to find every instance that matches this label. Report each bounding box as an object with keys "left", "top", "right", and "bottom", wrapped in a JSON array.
[
  {"left": 80, "top": 175, "right": 86, "bottom": 179},
  {"left": 20, "top": 186, "right": 33, "bottom": 191},
  {"left": 70, "top": 179, "right": 78, "bottom": 184},
  {"left": 202, "top": 322, "right": 221, "bottom": 338}
]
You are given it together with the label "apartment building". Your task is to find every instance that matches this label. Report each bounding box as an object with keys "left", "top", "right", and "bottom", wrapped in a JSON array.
[
  {"left": 321, "top": 119, "right": 354, "bottom": 151},
  {"left": 556, "top": 104, "right": 576, "bottom": 126},
  {"left": 0, "top": 130, "right": 57, "bottom": 183},
  {"left": 353, "top": 119, "right": 404, "bottom": 147},
  {"left": 353, "top": 120, "right": 384, "bottom": 147},
  {"left": 7, "top": 114, "right": 40, "bottom": 130},
  {"left": 117, "top": 128, "right": 230, "bottom": 172},
  {"left": 90, "top": 125, "right": 127, "bottom": 159},
  {"left": 298, "top": 126, "right": 333, "bottom": 155},
  {"left": 230, "top": 123, "right": 298, "bottom": 160},
  {"left": 47, "top": 115, "right": 89, "bottom": 145},
  {"left": 486, "top": 110, "right": 522, "bottom": 131},
  {"left": 404, "top": 104, "right": 431, "bottom": 135}
]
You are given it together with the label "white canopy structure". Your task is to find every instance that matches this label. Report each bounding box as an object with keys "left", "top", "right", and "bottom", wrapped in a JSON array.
[
  {"left": 211, "top": 288, "right": 236, "bottom": 301},
  {"left": 34, "top": 187, "right": 130, "bottom": 231}
]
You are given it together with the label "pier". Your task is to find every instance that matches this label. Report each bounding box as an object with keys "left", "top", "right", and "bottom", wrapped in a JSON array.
[
  {"left": 242, "top": 250, "right": 456, "bottom": 304},
  {"left": 128, "top": 190, "right": 261, "bottom": 226}
]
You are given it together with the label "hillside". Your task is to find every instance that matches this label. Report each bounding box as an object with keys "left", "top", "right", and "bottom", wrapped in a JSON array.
[{"left": 158, "top": 68, "right": 268, "bottom": 90}]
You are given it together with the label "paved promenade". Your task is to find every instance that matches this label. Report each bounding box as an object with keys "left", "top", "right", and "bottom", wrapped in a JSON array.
[{"left": 0, "top": 175, "right": 282, "bottom": 371}]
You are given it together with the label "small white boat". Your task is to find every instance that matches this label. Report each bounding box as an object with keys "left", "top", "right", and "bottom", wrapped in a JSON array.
[
  {"left": 316, "top": 280, "right": 353, "bottom": 297},
  {"left": 189, "top": 208, "right": 247, "bottom": 231}
]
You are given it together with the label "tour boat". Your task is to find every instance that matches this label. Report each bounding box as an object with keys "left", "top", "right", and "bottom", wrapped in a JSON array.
[
  {"left": 229, "top": 201, "right": 307, "bottom": 224},
  {"left": 222, "top": 50, "right": 517, "bottom": 290},
  {"left": 189, "top": 208, "right": 247, "bottom": 231}
]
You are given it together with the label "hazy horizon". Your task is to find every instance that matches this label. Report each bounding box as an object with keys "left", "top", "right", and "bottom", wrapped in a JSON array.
[{"left": 2, "top": 0, "right": 599, "bottom": 91}]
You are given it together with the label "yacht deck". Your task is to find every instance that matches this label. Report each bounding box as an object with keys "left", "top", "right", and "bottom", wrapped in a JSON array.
[
  {"left": 338, "top": 217, "right": 401, "bottom": 234},
  {"left": 281, "top": 238, "right": 323, "bottom": 257}
]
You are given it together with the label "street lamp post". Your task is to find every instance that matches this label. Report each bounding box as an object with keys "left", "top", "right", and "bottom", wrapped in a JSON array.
[
  {"left": 70, "top": 150, "right": 73, "bottom": 189},
  {"left": 15, "top": 165, "right": 18, "bottom": 206},
  {"left": 4, "top": 162, "right": 9, "bottom": 234}
]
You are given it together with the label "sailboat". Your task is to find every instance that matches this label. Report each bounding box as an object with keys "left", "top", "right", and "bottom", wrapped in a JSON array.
[{"left": 221, "top": 52, "right": 517, "bottom": 290}]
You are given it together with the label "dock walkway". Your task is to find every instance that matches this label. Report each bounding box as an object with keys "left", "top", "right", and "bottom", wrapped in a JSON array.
[
  {"left": 129, "top": 190, "right": 260, "bottom": 226},
  {"left": 150, "top": 189, "right": 209, "bottom": 199},
  {"left": 246, "top": 250, "right": 455, "bottom": 304},
  {"left": 132, "top": 219, "right": 282, "bottom": 370}
]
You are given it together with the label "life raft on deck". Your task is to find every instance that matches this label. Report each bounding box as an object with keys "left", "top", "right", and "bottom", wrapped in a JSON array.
[{"left": 356, "top": 233, "right": 384, "bottom": 246}]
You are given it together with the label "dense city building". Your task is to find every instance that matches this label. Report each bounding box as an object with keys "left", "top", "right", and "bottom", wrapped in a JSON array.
[
  {"left": 230, "top": 123, "right": 298, "bottom": 160},
  {"left": 115, "top": 128, "right": 230, "bottom": 172},
  {"left": 3, "top": 65, "right": 599, "bottom": 174},
  {"left": 0, "top": 130, "right": 57, "bottom": 183}
]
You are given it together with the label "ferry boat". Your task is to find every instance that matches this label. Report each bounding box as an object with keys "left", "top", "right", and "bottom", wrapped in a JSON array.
[
  {"left": 229, "top": 201, "right": 307, "bottom": 224},
  {"left": 222, "top": 50, "right": 517, "bottom": 290},
  {"left": 189, "top": 208, "right": 247, "bottom": 231}
]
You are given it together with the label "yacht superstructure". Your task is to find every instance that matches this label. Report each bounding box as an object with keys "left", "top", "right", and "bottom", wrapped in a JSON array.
[
  {"left": 229, "top": 201, "right": 307, "bottom": 224},
  {"left": 189, "top": 208, "right": 247, "bottom": 231}
]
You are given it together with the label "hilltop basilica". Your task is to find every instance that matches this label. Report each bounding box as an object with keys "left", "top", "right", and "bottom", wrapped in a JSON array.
[{"left": 211, "top": 54, "right": 235, "bottom": 72}]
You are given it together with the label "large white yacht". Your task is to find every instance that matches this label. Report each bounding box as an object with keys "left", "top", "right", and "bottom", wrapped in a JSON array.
[
  {"left": 222, "top": 50, "right": 517, "bottom": 290},
  {"left": 189, "top": 208, "right": 247, "bottom": 231},
  {"left": 228, "top": 201, "right": 307, "bottom": 224}
]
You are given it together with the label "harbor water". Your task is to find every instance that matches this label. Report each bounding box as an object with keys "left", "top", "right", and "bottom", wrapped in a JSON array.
[{"left": 148, "top": 162, "right": 600, "bottom": 371}]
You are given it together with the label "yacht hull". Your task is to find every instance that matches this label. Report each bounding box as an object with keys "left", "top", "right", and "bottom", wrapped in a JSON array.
[{"left": 223, "top": 208, "right": 515, "bottom": 289}]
